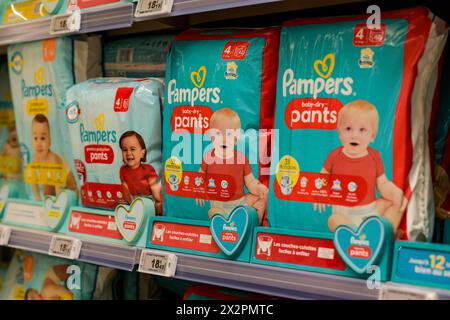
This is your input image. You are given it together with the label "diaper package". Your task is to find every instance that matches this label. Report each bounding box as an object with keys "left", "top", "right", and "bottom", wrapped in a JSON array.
[
  {"left": 0, "top": 56, "right": 21, "bottom": 184},
  {"left": 162, "top": 28, "right": 280, "bottom": 223},
  {"left": 22, "top": 252, "right": 98, "bottom": 300},
  {"left": 66, "top": 0, "right": 131, "bottom": 10},
  {"left": 0, "top": 0, "right": 66, "bottom": 25},
  {"left": 8, "top": 38, "right": 78, "bottom": 202},
  {"left": 268, "top": 7, "right": 448, "bottom": 241},
  {"left": 63, "top": 78, "right": 163, "bottom": 211},
  {"left": 0, "top": 250, "right": 25, "bottom": 300},
  {"left": 104, "top": 34, "right": 175, "bottom": 79}
]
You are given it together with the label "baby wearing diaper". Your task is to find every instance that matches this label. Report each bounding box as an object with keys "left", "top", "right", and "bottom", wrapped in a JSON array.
[
  {"left": 119, "top": 131, "right": 162, "bottom": 214},
  {"left": 25, "top": 264, "right": 73, "bottom": 300},
  {"left": 314, "top": 100, "right": 406, "bottom": 232},
  {"left": 196, "top": 108, "right": 268, "bottom": 223},
  {"left": 30, "top": 114, "right": 77, "bottom": 202}
]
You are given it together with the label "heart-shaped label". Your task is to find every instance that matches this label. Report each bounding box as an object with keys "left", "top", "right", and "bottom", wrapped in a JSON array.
[
  {"left": 210, "top": 206, "right": 250, "bottom": 256},
  {"left": 115, "top": 198, "right": 149, "bottom": 244},
  {"left": 190, "top": 66, "right": 206, "bottom": 88},
  {"left": 43, "top": 190, "right": 76, "bottom": 231},
  {"left": 314, "top": 53, "right": 335, "bottom": 79},
  {"left": 334, "top": 216, "right": 385, "bottom": 274},
  {"left": 94, "top": 112, "right": 105, "bottom": 131}
]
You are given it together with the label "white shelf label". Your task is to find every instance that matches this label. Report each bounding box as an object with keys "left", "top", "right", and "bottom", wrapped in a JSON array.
[
  {"left": 138, "top": 249, "right": 177, "bottom": 277},
  {"left": 135, "top": 0, "right": 174, "bottom": 18},
  {"left": 49, "top": 236, "right": 82, "bottom": 260},
  {"left": 50, "top": 11, "right": 81, "bottom": 35},
  {"left": 379, "top": 284, "right": 438, "bottom": 300},
  {"left": 0, "top": 225, "right": 11, "bottom": 246}
]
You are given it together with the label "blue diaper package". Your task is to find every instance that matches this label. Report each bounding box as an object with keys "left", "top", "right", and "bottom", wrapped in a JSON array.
[
  {"left": 104, "top": 34, "right": 175, "bottom": 79},
  {"left": 0, "top": 57, "right": 22, "bottom": 185},
  {"left": 63, "top": 78, "right": 163, "bottom": 212},
  {"left": 7, "top": 38, "right": 78, "bottom": 204},
  {"left": 22, "top": 252, "right": 98, "bottom": 300},
  {"left": 0, "top": 0, "right": 66, "bottom": 25}
]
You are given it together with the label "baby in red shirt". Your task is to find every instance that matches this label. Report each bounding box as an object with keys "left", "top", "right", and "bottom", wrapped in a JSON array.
[
  {"left": 119, "top": 131, "right": 162, "bottom": 214},
  {"left": 196, "top": 108, "right": 268, "bottom": 223},
  {"left": 314, "top": 100, "right": 406, "bottom": 232}
]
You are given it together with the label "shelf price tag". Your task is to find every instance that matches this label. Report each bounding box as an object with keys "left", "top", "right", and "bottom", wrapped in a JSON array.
[
  {"left": 138, "top": 249, "right": 177, "bottom": 277},
  {"left": 379, "top": 284, "right": 438, "bottom": 300},
  {"left": 0, "top": 225, "right": 11, "bottom": 246},
  {"left": 49, "top": 235, "right": 82, "bottom": 260},
  {"left": 50, "top": 10, "right": 81, "bottom": 35},
  {"left": 135, "top": 0, "right": 174, "bottom": 18}
]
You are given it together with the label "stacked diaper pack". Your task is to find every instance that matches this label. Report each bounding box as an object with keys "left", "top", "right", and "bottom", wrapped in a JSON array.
[
  {"left": 7, "top": 38, "right": 78, "bottom": 204},
  {"left": 64, "top": 78, "right": 163, "bottom": 211},
  {"left": 104, "top": 34, "right": 175, "bottom": 79},
  {"left": 162, "top": 28, "right": 280, "bottom": 222},
  {"left": 0, "top": 0, "right": 66, "bottom": 25},
  {"left": 268, "top": 7, "right": 447, "bottom": 240}
]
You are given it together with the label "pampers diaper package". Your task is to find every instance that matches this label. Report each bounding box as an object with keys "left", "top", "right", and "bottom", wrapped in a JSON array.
[
  {"left": 0, "top": 0, "right": 66, "bottom": 25},
  {"left": 5, "top": 38, "right": 78, "bottom": 230},
  {"left": 252, "top": 8, "right": 448, "bottom": 279},
  {"left": 104, "top": 34, "right": 175, "bottom": 79},
  {"left": 62, "top": 78, "right": 163, "bottom": 246},
  {"left": 0, "top": 56, "right": 23, "bottom": 212},
  {"left": 149, "top": 28, "right": 280, "bottom": 261},
  {"left": 22, "top": 252, "right": 98, "bottom": 300}
]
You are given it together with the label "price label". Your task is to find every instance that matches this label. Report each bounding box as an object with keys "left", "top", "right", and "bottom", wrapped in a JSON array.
[
  {"left": 138, "top": 249, "right": 177, "bottom": 277},
  {"left": 379, "top": 284, "right": 438, "bottom": 300},
  {"left": 135, "top": 0, "right": 174, "bottom": 18},
  {"left": 0, "top": 225, "right": 11, "bottom": 246},
  {"left": 50, "top": 11, "right": 81, "bottom": 35},
  {"left": 49, "top": 236, "right": 82, "bottom": 260}
]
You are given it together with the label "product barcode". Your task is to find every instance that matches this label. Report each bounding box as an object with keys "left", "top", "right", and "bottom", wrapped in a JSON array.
[{"left": 117, "top": 48, "right": 134, "bottom": 63}]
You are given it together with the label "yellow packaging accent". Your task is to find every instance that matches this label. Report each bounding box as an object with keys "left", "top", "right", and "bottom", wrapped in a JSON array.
[
  {"left": 13, "top": 285, "right": 25, "bottom": 300},
  {"left": 0, "top": 156, "right": 21, "bottom": 175},
  {"left": 47, "top": 209, "right": 62, "bottom": 219},
  {"left": 0, "top": 109, "right": 15, "bottom": 127},
  {"left": 24, "top": 162, "right": 68, "bottom": 186},
  {"left": 165, "top": 156, "right": 183, "bottom": 184},
  {"left": 4, "top": 1, "right": 48, "bottom": 24},
  {"left": 26, "top": 98, "right": 49, "bottom": 115},
  {"left": 276, "top": 155, "right": 300, "bottom": 188}
]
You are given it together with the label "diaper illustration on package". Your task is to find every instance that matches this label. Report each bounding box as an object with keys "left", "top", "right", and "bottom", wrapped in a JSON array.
[
  {"left": 64, "top": 78, "right": 162, "bottom": 210},
  {"left": 252, "top": 8, "right": 448, "bottom": 278},
  {"left": 150, "top": 28, "right": 279, "bottom": 261},
  {"left": 8, "top": 39, "right": 77, "bottom": 203}
]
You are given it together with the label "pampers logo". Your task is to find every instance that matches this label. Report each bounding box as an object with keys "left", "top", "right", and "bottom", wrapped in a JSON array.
[
  {"left": 21, "top": 68, "right": 53, "bottom": 98},
  {"left": 283, "top": 53, "right": 353, "bottom": 130},
  {"left": 167, "top": 66, "right": 221, "bottom": 106},
  {"left": 9, "top": 51, "right": 24, "bottom": 75},
  {"left": 282, "top": 53, "right": 354, "bottom": 99},
  {"left": 80, "top": 113, "right": 117, "bottom": 144}
]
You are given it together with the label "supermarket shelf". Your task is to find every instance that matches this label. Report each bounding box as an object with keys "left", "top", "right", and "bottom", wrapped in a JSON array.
[
  {"left": 134, "top": 0, "right": 283, "bottom": 21},
  {"left": 0, "top": 3, "right": 134, "bottom": 46},
  {"left": 2, "top": 224, "right": 450, "bottom": 299},
  {"left": 2, "top": 224, "right": 140, "bottom": 271}
]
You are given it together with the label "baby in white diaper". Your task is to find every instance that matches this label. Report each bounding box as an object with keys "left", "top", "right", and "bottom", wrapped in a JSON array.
[
  {"left": 314, "top": 100, "right": 406, "bottom": 232},
  {"left": 196, "top": 108, "right": 268, "bottom": 223},
  {"left": 30, "top": 114, "right": 77, "bottom": 201}
]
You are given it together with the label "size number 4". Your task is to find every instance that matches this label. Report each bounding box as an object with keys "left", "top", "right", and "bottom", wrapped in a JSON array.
[{"left": 138, "top": 249, "right": 177, "bottom": 277}]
